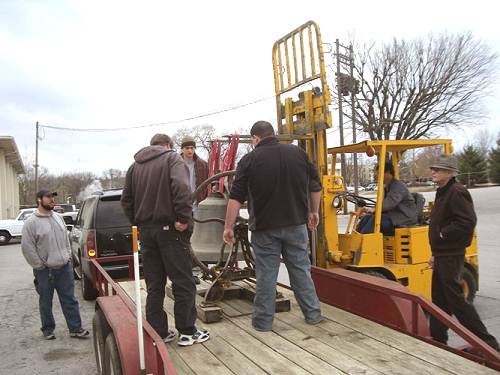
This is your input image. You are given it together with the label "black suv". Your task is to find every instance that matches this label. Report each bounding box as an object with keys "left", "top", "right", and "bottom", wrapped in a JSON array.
[{"left": 70, "top": 189, "right": 133, "bottom": 300}]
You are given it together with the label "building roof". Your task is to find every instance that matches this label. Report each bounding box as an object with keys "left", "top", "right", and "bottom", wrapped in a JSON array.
[{"left": 0, "top": 136, "right": 26, "bottom": 174}]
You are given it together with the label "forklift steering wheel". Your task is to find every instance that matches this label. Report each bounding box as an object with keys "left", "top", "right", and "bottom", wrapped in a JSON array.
[{"left": 340, "top": 192, "right": 376, "bottom": 208}]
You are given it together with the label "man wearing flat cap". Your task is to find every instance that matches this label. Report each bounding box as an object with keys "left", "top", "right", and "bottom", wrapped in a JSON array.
[
  {"left": 180, "top": 136, "right": 208, "bottom": 209},
  {"left": 21, "top": 190, "right": 89, "bottom": 340},
  {"left": 428, "top": 154, "right": 499, "bottom": 351}
]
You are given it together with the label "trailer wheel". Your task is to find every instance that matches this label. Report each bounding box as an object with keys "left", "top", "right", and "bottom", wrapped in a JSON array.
[
  {"left": 93, "top": 309, "right": 111, "bottom": 375},
  {"left": 0, "top": 231, "right": 11, "bottom": 245},
  {"left": 462, "top": 268, "right": 477, "bottom": 303},
  {"left": 81, "top": 271, "right": 98, "bottom": 300},
  {"left": 103, "top": 333, "right": 123, "bottom": 375}
]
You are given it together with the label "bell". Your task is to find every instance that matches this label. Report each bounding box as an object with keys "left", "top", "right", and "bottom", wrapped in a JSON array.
[{"left": 191, "top": 195, "right": 231, "bottom": 264}]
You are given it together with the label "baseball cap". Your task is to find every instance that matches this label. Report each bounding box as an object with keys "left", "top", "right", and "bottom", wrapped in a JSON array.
[{"left": 36, "top": 189, "right": 58, "bottom": 199}]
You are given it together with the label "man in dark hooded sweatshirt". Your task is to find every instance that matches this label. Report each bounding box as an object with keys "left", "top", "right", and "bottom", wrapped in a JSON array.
[{"left": 121, "top": 134, "right": 209, "bottom": 346}]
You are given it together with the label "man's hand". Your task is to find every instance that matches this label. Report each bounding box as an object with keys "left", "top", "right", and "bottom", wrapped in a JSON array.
[
  {"left": 223, "top": 228, "right": 235, "bottom": 245},
  {"left": 428, "top": 256, "right": 434, "bottom": 269},
  {"left": 308, "top": 212, "right": 319, "bottom": 231},
  {"left": 175, "top": 222, "right": 188, "bottom": 232}
]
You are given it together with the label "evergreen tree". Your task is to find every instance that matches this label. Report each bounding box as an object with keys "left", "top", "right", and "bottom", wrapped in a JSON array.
[
  {"left": 457, "top": 145, "right": 488, "bottom": 187},
  {"left": 489, "top": 135, "right": 500, "bottom": 184}
]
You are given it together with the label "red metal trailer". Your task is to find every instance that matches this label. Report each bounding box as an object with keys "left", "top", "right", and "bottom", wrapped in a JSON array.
[
  {"left": 90, "top": 255, "right": 500, "bottom": 374},
  {"left": 91, "top": 257, "right": 176, "bottom": 375}
]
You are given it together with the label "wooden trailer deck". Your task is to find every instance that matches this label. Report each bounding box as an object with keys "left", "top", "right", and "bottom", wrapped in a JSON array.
[{"left": 119, "top": 280, "right": 497, "bottom": 375}]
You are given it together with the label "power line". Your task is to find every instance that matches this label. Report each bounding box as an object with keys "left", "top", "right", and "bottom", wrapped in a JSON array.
[{"left": 39, "top": 95, "right": 275, "bottom": 132}]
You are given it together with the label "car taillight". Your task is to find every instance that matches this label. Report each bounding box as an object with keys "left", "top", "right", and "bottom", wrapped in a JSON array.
[{"left": 87, "top": 231, "right": 96, "bottom": 257}]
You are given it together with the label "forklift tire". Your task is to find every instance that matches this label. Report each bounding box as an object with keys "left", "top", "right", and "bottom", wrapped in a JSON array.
[
  {"left": 93, "top": 309, "right": 111, "bottom": 375},
  {"left": 103, "top": 333, "right": 123, "bottom": 375},
  {"left": 81, "top": 271, "right": 98, "bottom": 301},
  {"left": 462, "top": 268, "right": 477, "bottom": 303}
]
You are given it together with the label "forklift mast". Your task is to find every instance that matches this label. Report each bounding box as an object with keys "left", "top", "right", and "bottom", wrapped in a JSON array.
[{"left": 272, "top": 21, "right": 342, "bottom": 267}]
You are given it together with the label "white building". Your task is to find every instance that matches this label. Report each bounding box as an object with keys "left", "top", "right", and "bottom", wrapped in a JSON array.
[{"left": 0, "top": 137, "right": 25, "bottom": 219}]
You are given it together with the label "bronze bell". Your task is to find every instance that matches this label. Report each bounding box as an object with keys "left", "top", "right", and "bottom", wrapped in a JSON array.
[{"left": 191, "top": 195, "right": 233, "bottom": 264}]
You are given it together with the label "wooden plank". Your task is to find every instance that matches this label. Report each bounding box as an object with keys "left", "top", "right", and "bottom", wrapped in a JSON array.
[
  {"left": 160, "top": 298, "right": 311, "bottom": 375},
  {"left": 165, "top": 347, "right": 196, "bottom": 375},
  {"left": 203, "top": 336, "right": 267, "bottom": 375},
  {"left": 228, "top": 314, "right": 346, "bottom": 374},
  {"left": 217, "top": 301, "right": 246, "bottom": 317},
  {"left": 315, "top": 302, "right": 500, "bottom": 375},
  {"left": 120, "top": 281, "right": 234, "bottom": 375},
  {"left": 222, "top": 298, "right": 254, "bottom": 315},
  {"left": 270, "top": 317, "right": 382, "bottom": 375},
  {"left": 279, "top": 307, "right": 450, "bottom": 375},
  {"left": 173, "top": 339, "right": 234, "bottom": 375}
]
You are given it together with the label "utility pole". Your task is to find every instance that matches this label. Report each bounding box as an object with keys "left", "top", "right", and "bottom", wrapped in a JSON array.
[
  {"left": 349, "top": 45, "right": 359, "bottom": 195},
  {"left": 335, "top": 39, "right": 347, "bottom": 188},
  {"left": 35, "top": 121, "right": 39, "bottom": 193}
]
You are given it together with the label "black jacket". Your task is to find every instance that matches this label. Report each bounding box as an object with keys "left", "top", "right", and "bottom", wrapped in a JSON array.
[
  {"left": 429, "top": 178, "right": 477, "bottom": 256},
  {"left": 229, "top": 137, "right": 322, "bottom": 231},
  {"left": 121, "top": 146, "right": 192, "bottom": 226}
]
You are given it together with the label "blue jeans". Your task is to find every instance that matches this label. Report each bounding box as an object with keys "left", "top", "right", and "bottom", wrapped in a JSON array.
[
  {"left": 33, "top": 262, "right": 83, "bottom": 335},
  {"left": 357, "top": 214, "right": 394, "bottom": 236},
  {"left": 251, "top": 224, "right": 322, "bottom": 331}
]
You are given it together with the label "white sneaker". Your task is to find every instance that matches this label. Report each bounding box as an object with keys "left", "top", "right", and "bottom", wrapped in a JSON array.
[
  {"left": 162, "top": 329, "right": 176, "bottom": 343},
  {"left": 177, "top": 329, "right": 210, "bottom": 347}
]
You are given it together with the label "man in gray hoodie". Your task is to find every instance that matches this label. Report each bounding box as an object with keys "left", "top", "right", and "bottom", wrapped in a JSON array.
[{"left": 21, "top": 190, "right": 89, "bottom": 340}]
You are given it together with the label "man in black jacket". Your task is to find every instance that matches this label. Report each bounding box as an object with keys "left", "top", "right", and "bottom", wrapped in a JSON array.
[
  {"left": 121, "top": 134, "right": 209, "bottom": 347},
  {"left": 223, "top": 121, "right": 323, "bottom": 331},
  {"left": 428, "top": 154, "right": 499, "bottom": 351}
]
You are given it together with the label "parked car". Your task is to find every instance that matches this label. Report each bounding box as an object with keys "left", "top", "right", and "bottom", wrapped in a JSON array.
[
  {"left": 365, "top": 183, "right": 378, "bottom": 191},
  {"left": 69, "top": 190, "right": 133, "bottom": 300},
  {"left": 55, "top": 204, "right": 78, "bottom": 213},
  {"left": 0, "top": 208, "right": 36, "bottom": 245},
  {"left": 54, "top": 204, "right": 79, "bottom": 225},
  {"left": 346, "top": 186, "right": 365, "bottom": 193}
]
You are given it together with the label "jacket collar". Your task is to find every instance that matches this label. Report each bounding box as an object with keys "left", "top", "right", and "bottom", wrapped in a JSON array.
[
  {"left": 180, "top": 152, "right": 199, "bottom": 162},
  {"left": 256, "top": 136, "right": 279, "bottom": 148},
  {"left": 436, "top": 177, "right": 456, "bottom": 196}
]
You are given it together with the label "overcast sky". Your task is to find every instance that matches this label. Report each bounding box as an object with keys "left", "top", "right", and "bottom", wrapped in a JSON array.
[{"left": 1, "top": 0, "right": 499, "bottom": 175}]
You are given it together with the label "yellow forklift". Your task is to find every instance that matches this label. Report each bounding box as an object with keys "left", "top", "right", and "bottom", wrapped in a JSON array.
[{"left": 271, "top": 21, "right": 479, "bottom": 301}]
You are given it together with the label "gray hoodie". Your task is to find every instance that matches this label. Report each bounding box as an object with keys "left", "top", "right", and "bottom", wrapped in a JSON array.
[{"left": 21, "top": 210, "right": 71, "bottom": 269}]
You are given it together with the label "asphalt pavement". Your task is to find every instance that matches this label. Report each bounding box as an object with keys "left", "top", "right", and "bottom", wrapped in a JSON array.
[{"left": 0, "top": 239, "right": 95, "bottom": 375}]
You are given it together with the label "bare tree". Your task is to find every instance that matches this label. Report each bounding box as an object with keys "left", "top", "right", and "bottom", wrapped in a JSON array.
[
  {"left": 476, "top": 128, "right": 493, "bottom": 156},
  {"left": 100, "top": 168, "right": 126, "bottom": 189},
  {"left": 342, "top": 33, "right": 497, "bottom": 140},
  {"left": 18, "top": 157, "right": 96, "bottom": 206}
]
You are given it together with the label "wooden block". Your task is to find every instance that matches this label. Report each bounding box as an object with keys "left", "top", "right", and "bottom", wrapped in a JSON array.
[
  {"left": 196, "top": 304, "right": 223, "bottom": 323},
  {"left": 275, "top": 297, "right": 291, "bottom": 312},
  {"left": 239, "top": 285, "right": 291, "bottom": 313}
]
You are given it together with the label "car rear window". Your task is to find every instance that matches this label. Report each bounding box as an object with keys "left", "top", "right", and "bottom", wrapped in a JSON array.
[
  {"left": 58, "top": 204, "right": 75, "bottom": 212},
  {"left": 95, "top": 197, "right": 131, "bottom": 229}
]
